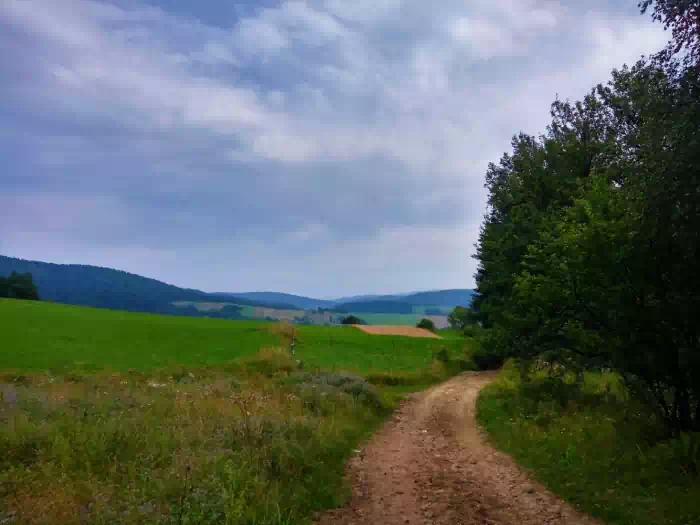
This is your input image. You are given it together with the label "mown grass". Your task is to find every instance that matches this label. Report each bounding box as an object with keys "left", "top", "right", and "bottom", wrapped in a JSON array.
[
  {"left": 0, "top": 299, "right": 458, "bottom": 373},
  {"left": 477, "top": 364, "right": 700, "bottom": 525},
  {"left": 1, "top": 299, "right": 470, "bottom": 524}
]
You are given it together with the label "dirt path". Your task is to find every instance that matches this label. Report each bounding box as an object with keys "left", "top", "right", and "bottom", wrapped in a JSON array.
[{"left": 319, "top": 372, "right": 599, "bottom": 525}]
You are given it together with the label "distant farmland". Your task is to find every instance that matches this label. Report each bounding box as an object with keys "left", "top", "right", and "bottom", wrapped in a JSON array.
[{"left": 172, "top": 301, "right": 450, "bottom": 328}]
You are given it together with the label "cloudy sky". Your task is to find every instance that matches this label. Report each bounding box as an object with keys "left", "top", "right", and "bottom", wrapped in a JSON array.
[{"left": 0, "top": 0, "right": 667, "bottom": 297}]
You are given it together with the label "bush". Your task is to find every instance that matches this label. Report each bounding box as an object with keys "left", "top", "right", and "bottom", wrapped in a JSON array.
[
  {"left": 471, "top": 346, "right": 504, "bottom": 371},
  {"left": 341, "top": 315, "right": 366, "bottom": 325},
  {"left": 293, "top": 371, "right": 383, "bottom": 410},
  {"left": 416, "top": 318, "right": 436, "bottom": 331},
  {"left": 433, "top": 347, "right": 450, "bottom": 364}
]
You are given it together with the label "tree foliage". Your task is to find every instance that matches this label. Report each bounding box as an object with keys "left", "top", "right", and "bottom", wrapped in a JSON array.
[
  {"left": 341, "top": 315, "right": 366, "bottom": 325},
  {"left": 447, "top": 306, "right": 474, "bottom": 330},
  {"left": 0, "top": 272, "right": 40, "bottom": 300},
  {"left": 640, "top": 0, "right": 700, "bottom": 64},
  {"left": 416, "top": 318, "right": 436, "bottom": 331},
  {"left": 473, "top": 5, "right": 700, "bottom": 432},
  {"left": 0, "top": 256, "right": 296, "bottom": 316}
]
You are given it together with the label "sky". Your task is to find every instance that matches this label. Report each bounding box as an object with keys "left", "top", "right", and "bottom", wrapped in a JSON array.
[{"left": 0, "top": 0, "right": 668, "bottom": 297}]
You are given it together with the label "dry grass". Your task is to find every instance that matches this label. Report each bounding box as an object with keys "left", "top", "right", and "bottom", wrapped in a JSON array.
[{"left": 354, "top": 325, "right": 442, "bottom": 339}]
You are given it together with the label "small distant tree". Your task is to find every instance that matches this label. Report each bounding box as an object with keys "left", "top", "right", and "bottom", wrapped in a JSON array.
[
  {"left": 341, "top": 315, "right": 366, "bottom": 325},
  {"left": 447, "top": 306, "right": 473, "bottom": 330},
  {"left": 0, "top": 272, "right": 40, "bottom": 301},
  {"left": 416, "top": 318, "right": 436, "bottom": 331}
]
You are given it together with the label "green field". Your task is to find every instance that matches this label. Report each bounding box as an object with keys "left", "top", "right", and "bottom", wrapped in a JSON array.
[
  {"left": 0, "top": 299, "right": 455, "bottom": 373},
  {"left": 0, "top": 298, "right": 467, "bottom": 525}
]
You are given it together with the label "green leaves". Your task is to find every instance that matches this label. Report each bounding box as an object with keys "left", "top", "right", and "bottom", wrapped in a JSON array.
[{"left": 473, "top": 6, "right": 700, "bottom": 432}]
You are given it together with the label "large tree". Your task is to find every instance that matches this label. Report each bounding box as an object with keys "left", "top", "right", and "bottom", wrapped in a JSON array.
[{"left": 472, "top": 3, "right": 700, "bottom": 432}]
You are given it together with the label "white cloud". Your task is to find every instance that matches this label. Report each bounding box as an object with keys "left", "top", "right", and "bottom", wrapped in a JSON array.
[{"left": 0, "top": 0, "right": 668, "bottom": 294}]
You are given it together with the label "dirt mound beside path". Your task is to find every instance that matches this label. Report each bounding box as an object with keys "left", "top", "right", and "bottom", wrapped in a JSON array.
[
  {"left": 354, "top": 325, "right": 441, "bottom": 339},
  {"left": 319, "top": 372, "right": 598, "bottom": 525}
]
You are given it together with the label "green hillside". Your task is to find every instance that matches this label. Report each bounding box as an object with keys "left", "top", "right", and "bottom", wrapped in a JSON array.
[
  {"left": 401, "top": 289, "right": 475, "bottom": 306},
  {"left": 0, "top": 256, "right": 296, "bottom": 315},
  {"left": 212, "top": 291, "right": 335, "bottom": 310},
  {"left": 334, "top": 299, "right": 414, "bottom": 314}
]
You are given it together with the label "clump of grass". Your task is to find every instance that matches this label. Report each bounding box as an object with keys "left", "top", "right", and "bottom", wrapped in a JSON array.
[
  {"left": 239, "top": 347, "right": 298, "bottom": 377},
  {"left": 477, "top": 363, "right": 700, "bottom": 525}
]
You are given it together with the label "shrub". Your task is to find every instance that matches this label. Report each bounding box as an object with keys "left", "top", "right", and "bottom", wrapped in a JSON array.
[
  {"left": 434, "top": 347, "right": 450, "bottom": 364},
  {"left": 471, "top": 346, "right": 504, "bottom": 370},
  {"left": 341, "top": 315, "right": 366, "bottom": 325},
  {"left": 293, "top": 371, "right": 383, "bottom": 409},
  {"left": 416, "top": 318, "right": 436, "bottom": 331}
]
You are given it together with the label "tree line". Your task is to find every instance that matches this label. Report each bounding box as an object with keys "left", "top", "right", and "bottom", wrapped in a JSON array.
[
  {"left": 472, "top": 1, "right": 700, "bottom": 433},
  {"left": 0, "top": 272, "right": 40, "bottom": 300}
]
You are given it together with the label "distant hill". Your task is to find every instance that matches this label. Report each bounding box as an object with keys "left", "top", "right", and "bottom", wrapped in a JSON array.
[
  {"left": 0, "top": 256, "right": 474, "bottom": 320},
  {"left": 330, "top": 293, "right": 409, "bottom": 304},
  {"left": 334, "top": 300, "right": 414, "bottom": 314},
  {"left": 401, "top": 289, "right": 475, "bottom": 306},
  {"left": 212, "top": 292, "right": 335, "bottom": 310},
  {"left": 0, "top": 256, "right": 296, "bottom": 315},
  {"left": 332, "top": 289, "right": 474, "bottom": 309}
]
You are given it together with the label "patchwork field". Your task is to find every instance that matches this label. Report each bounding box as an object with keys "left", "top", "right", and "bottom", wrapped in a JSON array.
[{"left": 170, "top": 300, "right": 450, "bottom": 328}]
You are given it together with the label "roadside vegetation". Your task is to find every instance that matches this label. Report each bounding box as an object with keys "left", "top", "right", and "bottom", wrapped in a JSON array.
[
  {"left": 472, "top": 3, "right": 700, "bottom": 524},
  {"left": 0, "top": 299, "right": 471, "bottom": 524},
  {"left": 478, "top": 364, "right": 700, "bottom": 525}
]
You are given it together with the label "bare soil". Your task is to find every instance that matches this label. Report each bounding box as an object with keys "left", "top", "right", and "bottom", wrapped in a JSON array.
[
  {"left": 354, "top": 325, "right": 442, "bottom": 339},
  {"left": 319, "top": 372, "right": 598, "bottom": 525}
]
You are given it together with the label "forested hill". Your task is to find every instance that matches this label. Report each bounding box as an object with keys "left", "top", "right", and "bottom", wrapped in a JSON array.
[
  {"left": 334, "top": 300, "right": 414, "bottom": 314},
  {"left": 0, "top": 256, "right": 295, "bottom": 313},
  {"left": 211, "top": 292, "right": 335, "bottom": 310},
  {"left": 401, "top": 289, "right": 475, "bottom": 306}
]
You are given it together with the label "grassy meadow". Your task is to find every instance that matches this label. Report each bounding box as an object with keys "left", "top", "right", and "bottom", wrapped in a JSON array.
[
  {"left": 0, "top": 298, "right": 467, "bottom": 525},
  {"left": 477, "top": 364, "right": 700, "bottom": 525},
  {"left": 0, "top": 299, "right": 456, "bottom": 374}
]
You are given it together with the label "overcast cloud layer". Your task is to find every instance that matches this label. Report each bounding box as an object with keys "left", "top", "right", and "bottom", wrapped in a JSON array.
[{"left": 0, "top": 0, "right": 667, "bottom": 296}]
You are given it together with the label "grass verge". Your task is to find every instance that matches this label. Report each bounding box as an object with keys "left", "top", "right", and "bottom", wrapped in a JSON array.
[{"left": 476, "top": 364, "right": 700, "bottom": 525}]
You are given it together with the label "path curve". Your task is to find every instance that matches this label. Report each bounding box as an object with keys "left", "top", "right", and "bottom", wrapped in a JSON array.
[{"left": 319, "top": 372, "right": 599, "bottom": 525}]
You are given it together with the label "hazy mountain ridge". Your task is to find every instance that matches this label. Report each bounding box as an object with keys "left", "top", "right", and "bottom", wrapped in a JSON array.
[
  {"left": 0, "top": 256, "right": 297, "bottom": 313},
  {"left": 0, "top": 256, "right": 474, "bottom": 317}
]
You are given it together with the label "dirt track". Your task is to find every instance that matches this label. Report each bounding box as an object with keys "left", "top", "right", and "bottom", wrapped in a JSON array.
[{"left": 319, "top": 372, "right": 598, "bottom": 525}]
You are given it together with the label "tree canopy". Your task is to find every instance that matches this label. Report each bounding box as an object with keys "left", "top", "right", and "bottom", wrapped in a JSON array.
[
  {"left": 416, "top": 318, "right": 436, "bottom": 331},
  {"left": 472, "top": 3, "right": 700, "bottom": 432},
  {"left": 0, "top": 272, "right": 40, "bottom": 301},
  {"left": 341, "top": 315, "right": 367, "bottom": 325}
]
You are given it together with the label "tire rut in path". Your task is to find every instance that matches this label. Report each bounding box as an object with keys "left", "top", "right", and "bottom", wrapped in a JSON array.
[{"left": 319, "top": 372, "right": 599, "bottom": 525}]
